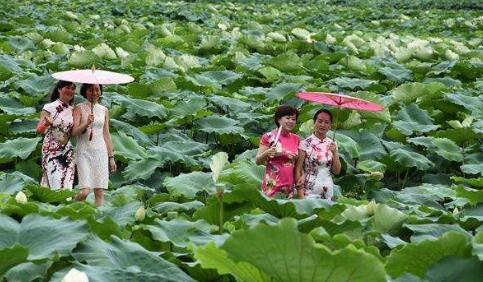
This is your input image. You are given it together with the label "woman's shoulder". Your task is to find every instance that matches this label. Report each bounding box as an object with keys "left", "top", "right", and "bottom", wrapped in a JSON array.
[{"left": 42, "top": 100, "right": 58, "bottom": 113}]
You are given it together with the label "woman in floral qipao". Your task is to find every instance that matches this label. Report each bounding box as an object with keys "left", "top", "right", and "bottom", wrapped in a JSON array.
[
  {"left": 256, "top": 105, "right": 300, "bottom": 198},
  {"left": 296, "top": 109, "right": 341, "bottom": 200},
  {"left": 36, "top": 80, "right": 76, "bottom": 190}
]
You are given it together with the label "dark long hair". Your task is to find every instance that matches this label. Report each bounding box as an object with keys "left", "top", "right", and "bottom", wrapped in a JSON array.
[
  {"left": 51, "top": 80, "right": 75, "bottom": 105},
  {"left": 80, "top": 83, "right": 103, "bottom": 100}
]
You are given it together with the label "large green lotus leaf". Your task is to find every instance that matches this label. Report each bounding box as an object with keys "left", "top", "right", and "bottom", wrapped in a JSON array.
[
  {"left": 385, "top": 232, "right": 471, "bottom": 279},
  {"left": 426, "top": 256, "right": 483, "bottom": 282},
  {"left": 351, "top": 91, "right": 391, "bottom": 123},
  {"left": 473, "top": 231, "right": 483, "bottom": 260},
  {"left": 341, "top": 129, "right": 387, "bottom": 159},
  {"left": 170, "top": 96, "right": 207, "bottom": 117},
  {"left": 0, "top": 172, "right": 35, "bottom": 195},
  {"left": 389, "top": 149, "right": 433, "bottom": 170},
  {"left": 152, "top": 200, "right": 204, "bottom": 215},
  {"left": 209, "top": 95, "right": 251, "bottom": 114},
  {"left": 393, "top": 103, "right": 439, "bottom": 135},
  {"left": 404, "top": 223, "right": 471, "bottom": 242},
  {"left": 379, "top": 62, "right": 413, "bottom": 82},
  {"left": 265, "top": 83, "right": 303, "bottom": 103},
  {"left": 99, "top": 201, "right": 142, "bottom": 228},
  {"left": 7, "top": 36, "right": 34, "bottom": 52},
  {"left": 197, "top": 115, "right": 244, "bottom": 135},
  {"left": 123, "top": 138, "right": 207, "bottom": 180},
  {"left": 140, "top": 218, "right": 228, "bottom": 248},
  {"left": 220, "top": 161, "right": 265, "bottom": 189},
  {"left": 461, "top": 153, "right": 483, "bottom": 175},
  {"left": 122, "top": 158, "right": 164, "bottom": 181},
  {"left": 0, "top": 54, "right": 22, "bottom": 80},
  {"left": 193, "top": 198, "right": 253, "bottom": 225},
  {"left": 109, "top": 119, "right": 154, "bottom": 146},
  {"left": 0, "top": 245, "right": 28, "bottom": 276},
  {"left": 111, "top": 131, "right": 147, "bottom": 160},
  {"left": 328, "top": 77, "right": 378, "bottom": 90},
  {"left": 87, "top": 216, "right": 124, "bottom": 241},
  {"left": 64, "top": 235, "right": 196, "bottom": 282},
  {"left": 373, "top": 204, "right": 408, "bottom": 234},
  {"left": 451, "top": 176, "right": 483, "bottom": 188},
  {"left": 432, "top": 138, "right": 463, "bottom": 162},
  {"left": 0, "top": 137, "right": 41, "bottom": 163},
  {"left": 4, "top": 261, "right": 52, "bottom": 282},
  {"left": 454, "top": 185, "right": 483, "bottom": 206},
  {"left": 390, "top": 82, "right": 446, "bottom": 105},
  {"left": 267, "top": 52, "right": 302, "bottom": 73},
  {"left": 186, "top": 70, "right": 242, "bottom": 89},
  {"left": 334, "top": 132, "right": 360, "bottom": 159},
  {"left": 0, "top": 214, "right": 89, "bottom": 260},
  {"left": 446, "top": 93, "right": 483, "bottom": 117},
  {"left": 26, "top": 184, "right": 75, "bottom": 203},
  {"left": 408, "top": 136, "right": 463, "bottom": 162},
  {"left": 68, "top": 50, "right": 97, "bottom": 67},
  {"left": 237, "top": 184, "right": 331, "bottom": 218},
  {"left": 194, "top": 242, "right": 271, "bottom": 282},
  {"left": 221, "top": 218, "right": 386, "bottom": 282},
  {"left": 357, "top": 160, "right": 386, "bottom": 173},
  {"left": 112, "top": 94, "right": 167, "bottom": 119},
  {"left": 164, "top": 171, "right": 214, "bottom": 199},
  {"left": 0, "top": 96, "right": 35, "bottom": 115},
  {"left": 14, "top": 74, "right": 55, "bottom": 96}
]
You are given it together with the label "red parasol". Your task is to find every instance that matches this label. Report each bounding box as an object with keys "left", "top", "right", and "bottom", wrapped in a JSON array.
[{"left": 296, "top": 91, "right": 384, "bottom": 139}]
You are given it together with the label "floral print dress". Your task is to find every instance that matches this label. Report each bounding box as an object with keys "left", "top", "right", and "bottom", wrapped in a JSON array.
[
  {"left": 299, "top": 134, "right": 336, "bottom": 200},
  {"left": 260, "top": 129, "right": 300, "bottom": 198},
  {"left": 40, "top": 99, "right": 75, "bottom": 190}
]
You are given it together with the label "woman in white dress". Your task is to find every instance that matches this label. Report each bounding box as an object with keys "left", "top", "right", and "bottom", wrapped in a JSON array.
[{"left": 72, "top": 84, "right": 117, "bottom": 206}]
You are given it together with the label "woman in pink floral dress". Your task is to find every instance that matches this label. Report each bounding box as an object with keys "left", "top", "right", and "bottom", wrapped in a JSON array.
[
  {"left": 36, "top": 80, "right": 76, "bottom": 190},
  {"left": 256, "top": 105, "right": 300, "bottom": 198},
  {"left": 295, "top": 109, "right": 341, "bottom": 200}
]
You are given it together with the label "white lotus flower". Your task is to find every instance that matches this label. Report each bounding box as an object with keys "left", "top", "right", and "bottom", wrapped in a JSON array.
[
  {"left": 268, "top": 32, "right": 286, "bottom": 43},
  {"left": 135, "top": 206, "right": 145, "bottom": 222},
  {"left": 445, "top": 49, "right": 459, "bottom": 61},
  {"left": 92, "top": 43, "right": 117, "bottom": 59},
  {"left": 146, "top": 46, "right": 166, "bottom": 67},
  {"left": 119, "top": 24, "right": 131, "bottom": 33},
  {"left": 41, "top": 39, "right": 54, "bottom": 48},
  {"left": 15, "top": 191, "right": 27, "bottom": 204},
  {"left": 115, "top": 47, "right": 129, "bottom": 59},
  {"left": 370, "top": 171, "right": 384, "bottom": 181},
  {"left": 217, "top": 23, "right": 228, "bottom": 31},
  {"left": 325, "top": 34, "right": 336, "bottom": 45},
  {"left": 453, "top": 208, "right": 459, "bottom": 215},
  {"left": 61, "top": 268, "right": 88, "bottom": 282},
  {"left": 291, "top": 28, "right": 313, "bottom": 43},
  {"left": 65, "top": 11, "right": 78, "bottom": 20},
  {"left": 210, "top": 152, "right": 229, "bottom": 183}
]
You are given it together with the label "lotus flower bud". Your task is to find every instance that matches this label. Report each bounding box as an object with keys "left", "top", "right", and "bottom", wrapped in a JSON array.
[
  {"left": 15, "top": 191, "right": 27, "bottom": 204},
  {"left": 369, "top": 171, "right": 384, "bottom": 181},
  {"left": 453, "top": 208, "right": 459, "bottom": 215},
  {"left": 135, "top": 206, "right": 145, "bottom": 222},
  {"left": 61, "top": 268, "right": 88, "bottom": 282}
]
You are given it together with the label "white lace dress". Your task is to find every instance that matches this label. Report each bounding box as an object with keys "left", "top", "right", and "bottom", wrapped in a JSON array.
[{"left": 75, "top": 102, "right": 109, "bottom": 189}]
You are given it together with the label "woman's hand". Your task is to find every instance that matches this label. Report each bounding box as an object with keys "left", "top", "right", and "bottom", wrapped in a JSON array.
[
  {"left": 86, "top": 113, "right": 94, "bottom": 126},
  {"left": 329, "top": 142, "right": 338, "bottom": 154},
  {"left": 44, "top": 116, "right": 53, "bottom": 126},
  {"left": 265, "top": 146, "right": 279, "bottom": 159},
  {"left": 109, "top": 157, "right": 117, "bottom": 172}
]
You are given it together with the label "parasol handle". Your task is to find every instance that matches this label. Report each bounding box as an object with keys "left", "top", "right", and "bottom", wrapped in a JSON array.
[
  {"left": 331, "top": 106, "right": 341, "bottom": 141},
  {"left": 88, "top": 99, "right": 95, "bottom": 141}
]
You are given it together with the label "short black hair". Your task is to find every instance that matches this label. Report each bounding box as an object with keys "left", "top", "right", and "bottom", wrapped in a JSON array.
[
  {"left": 274, "top": 105, "right": 298, "bottom": 127},
  {"left": 313, "top": 108, "right": 333, "bottom": 122},
  {"left": 80, "top": 83, "right": 103, "bottom": 99}
]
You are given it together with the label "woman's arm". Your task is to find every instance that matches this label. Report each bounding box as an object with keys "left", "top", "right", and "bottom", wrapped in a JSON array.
[
  {"left": 72, "top": 106, "right": 93, "bottom": 136},
  {"left": 36, "top": 110, "right": 52, "bottom": 134},
  {"left": 255, "top": 144, "right": 276, "bottom": 165},
  {"left": 295, "top": 149, "right": 306, "bottom": 198},
  {"left": 330, "top": 143, "right": 342, "bottom": 175},
  {"left": 103, "top": 109, "right": 117, "bottom": 172}
]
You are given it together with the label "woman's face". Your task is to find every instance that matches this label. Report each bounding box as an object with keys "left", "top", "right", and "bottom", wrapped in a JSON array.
[
  {"left": 278, "top": 114, "right": 297, "bottom": 132},
  {"left": 58, "top": 84, "right": 76, "bottom": 103},
  {"left": 86, "top": 84, "right": 101, "bottom": 103},
  {"left": 314, "top": 112, "right": 332, "bottom": 136}
]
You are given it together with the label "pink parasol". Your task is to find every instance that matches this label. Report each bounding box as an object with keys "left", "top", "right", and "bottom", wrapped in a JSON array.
[
  {"left": 52, "top": 66, "right": 134, "bottom": 141},
  {"left": 296, "top": 92, "right": 384, "bottom": 112},
  {"left": 51, "top": 66, "right": 134, "bottom": 85},
  {"left": 296, "top": 91, "right": 384, "bottom": 139}
]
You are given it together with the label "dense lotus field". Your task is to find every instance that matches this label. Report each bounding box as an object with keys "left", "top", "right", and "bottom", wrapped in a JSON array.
[{"left": 0, "top": 0, "right": 482, "bottom": 281}]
